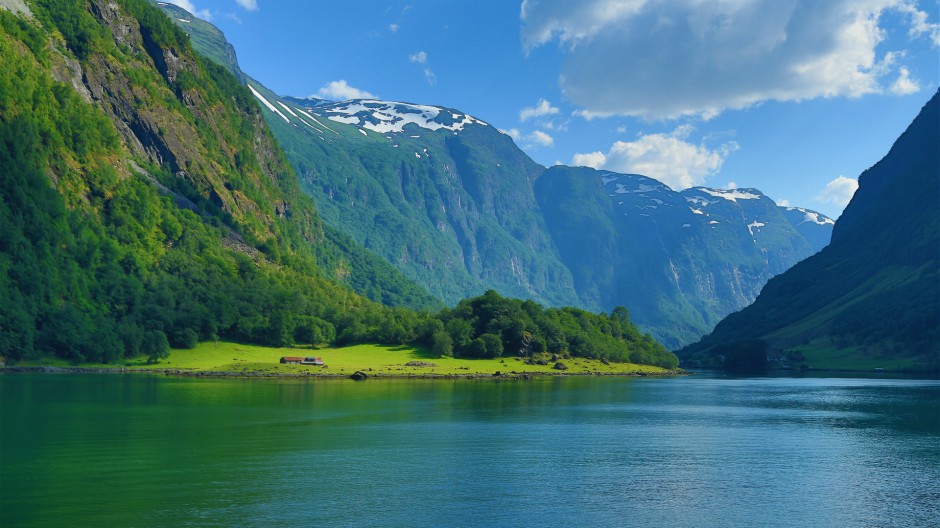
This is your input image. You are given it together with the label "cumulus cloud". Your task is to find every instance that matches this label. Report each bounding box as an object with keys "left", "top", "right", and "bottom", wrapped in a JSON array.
[
  {"left": 527, "top": 130, "right": 555, "bottom": 147},
  {"left": 164, "top": 0, "right": 212, "bottom": 20},
  {"left": 409, "top": 51, "right": 437, "bottom": 85},
  {"left": 389, "top": 23, "right": 400, "bottom": 33},
  {"left": 520, "top": 99, "right": 560, "bottom": 121},
  {"left": 816, "top": 176, "right": 859, "bottom": 207},
  {"left": 572, "top": 151, "right": 607, "bottom": 168},
  {"left": 521, "top": 0, "right": 936, "bottom": 120},
  {"left": 499, "top": 128, "right": 522, "bottom": 141},
  {"left": 571, "top": 127, "right": 738, "bottom": 189},
  {"left": 235, "top": 0, "right": 258, "bottom": 11},
  {"left": 890, "top": 67, "right": 921, "bottom": 95},
  {"left": 316, "top": 80, "right": 377, "bottom": 101}
]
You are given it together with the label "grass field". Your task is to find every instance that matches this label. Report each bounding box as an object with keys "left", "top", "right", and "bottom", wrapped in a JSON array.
[{"left": 15, "top": 342, "right": 678, "bottom": 377}]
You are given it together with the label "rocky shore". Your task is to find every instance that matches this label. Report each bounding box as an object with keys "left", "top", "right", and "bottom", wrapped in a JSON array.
[{"left": 2, "top": 365, "right": 685, "bottom": 380}]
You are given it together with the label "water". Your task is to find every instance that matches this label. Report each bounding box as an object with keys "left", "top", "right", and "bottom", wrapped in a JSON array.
[{"left": 2, "top": 373, "right": 938, "bottom": 527}]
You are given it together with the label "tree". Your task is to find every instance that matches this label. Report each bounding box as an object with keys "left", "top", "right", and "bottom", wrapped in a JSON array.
[
  {"left": 480, "top": 333, "right": 503, "bottom": 359},
  {"left": 431, "top": 330, "right": 453, "bottom": 357},
  {"left": 142, "top": 330, "right": 170, "bottom": 364}
]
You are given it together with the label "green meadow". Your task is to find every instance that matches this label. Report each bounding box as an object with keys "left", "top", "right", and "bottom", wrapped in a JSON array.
[{"left": 15, "top": 342, "right": 677, "bottom": 377}]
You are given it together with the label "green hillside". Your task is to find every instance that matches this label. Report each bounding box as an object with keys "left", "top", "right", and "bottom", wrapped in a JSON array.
[
  {"left": 0, "top": 0, "right": 676, "bottom": 370},
  {"left": 679, "top": 91, "right": 940, "bottom": 373},
  {"left": 0, "top": 0, "right": 433, "bottom": 362}
]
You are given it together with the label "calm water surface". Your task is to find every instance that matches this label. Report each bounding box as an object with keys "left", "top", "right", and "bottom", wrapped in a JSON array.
[{"left": 1, "top": 373, "right": 938, "bottom": 527}]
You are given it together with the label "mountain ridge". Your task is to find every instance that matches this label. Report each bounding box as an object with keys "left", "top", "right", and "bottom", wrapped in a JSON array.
[{"left": 158, "top": 2, "right": 835, "bottom": 348}]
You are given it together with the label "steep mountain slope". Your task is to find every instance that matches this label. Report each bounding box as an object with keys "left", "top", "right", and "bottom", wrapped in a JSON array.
[
  {"left": 0, "top": 0, "right": 439, "bottom": 362},
  {"left": 253, "top": 91, "right": 582, "bottom": 307},
  {"left": 534, "top": 168, "right": 832, "bottom": 348},
  {"left": 680, "top": 90, "right": 940, "bottom": 372},
  {"left": 158, "top": 4, "right": 833, "bottom": 348}
]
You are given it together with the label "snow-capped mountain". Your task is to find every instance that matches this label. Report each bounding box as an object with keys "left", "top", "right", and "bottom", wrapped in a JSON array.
[
  {"left": 535, "top": 168, "right": 833, "bottom": 348},
  {"left": 160, "top": 3, "right": 834, "bottom": 348}
]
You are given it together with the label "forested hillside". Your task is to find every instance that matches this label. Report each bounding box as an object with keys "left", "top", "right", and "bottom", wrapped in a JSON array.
[
  {"left": 0, "top": 0, "right": 434, "bottom": 362},
  {"left": 0, "top": 0, "right": 677, "bottom": 369}
]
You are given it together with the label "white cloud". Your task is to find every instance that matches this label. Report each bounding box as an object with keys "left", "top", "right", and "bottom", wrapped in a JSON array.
[
  {"left": 778, "top": 198, "right": 791, "bottom": 207},
  {"left": 164, "top": 0, "right": 212, "bottom": 20},
  {"left": 520, "top": 99, "right": 560, "bottom": 121},
  {"left": 409, "top": 51, "right": 436, "bottom": 85},
  {"left": 896, "top": 0, "right": 940, "bottom": 46},
  {"left": 316, "top": 80, "right": 377, "bottom": 101},
  {"left": 527, "top": 130, "right": 554, "bottom": 147},
  {"left": 572, "top": 151, "right": 606, "bottom": 168},
  {"left": 570, "top": 127, "right": 738, "bottom": 189},
  {"left": 499, "top": 128, "right": 522, "bottom": 141},
  {"left": 890, "top": 67, "right": 920, "bottom": 95},
  {"left": 521, "top": 0, "right": 935, "bottom": 120},
  {"left": 816, "top": 176, "right": 859, "bottom": 207},
  {"left": 235, "top": 0, "right": 258, "bottom": 11},
  {"left": 726, "top": 181, "right": 738, "bottom": 190},
  {"left": 389, "top": 24, "right": 400, "bottom": 33}
]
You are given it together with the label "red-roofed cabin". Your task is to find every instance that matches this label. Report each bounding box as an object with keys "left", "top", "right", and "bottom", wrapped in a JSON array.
[{"left": 280, "top": 357, "right": 305, "bottom": 364}]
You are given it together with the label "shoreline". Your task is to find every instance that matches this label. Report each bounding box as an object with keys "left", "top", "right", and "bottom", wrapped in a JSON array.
[{"left": 0, "top": 365, "right": 687, "bottom": 380}]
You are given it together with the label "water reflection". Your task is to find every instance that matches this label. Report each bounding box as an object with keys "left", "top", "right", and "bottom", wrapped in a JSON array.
[{"left": 2, "top": 373, "right": 938, "bottom": 527}]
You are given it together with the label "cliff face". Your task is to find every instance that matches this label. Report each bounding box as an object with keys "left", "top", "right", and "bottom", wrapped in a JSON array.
[{"left": 679, "top": 91, "right": 940, "bottom": 372}]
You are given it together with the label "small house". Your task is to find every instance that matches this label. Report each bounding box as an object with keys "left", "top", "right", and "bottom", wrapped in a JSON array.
[{"left": 280, "top": 356, "right": 324, "bottom": 365}]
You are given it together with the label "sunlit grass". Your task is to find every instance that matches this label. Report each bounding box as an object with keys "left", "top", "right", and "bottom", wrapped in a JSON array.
[{"left": 21, "top": 341, "right": 673, "bottom": 377}]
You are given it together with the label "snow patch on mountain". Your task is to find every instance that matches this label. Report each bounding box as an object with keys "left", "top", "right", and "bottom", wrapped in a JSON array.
[
  {"left": 319, "top": 100, "right": 487, "bottom": 134},
  {"left": 685, "top": 196, "right": 714, "bottom": 207},
  {"left": 247, "top": 84, "right": 289, "bottom": 123},
  {"left": 786, "top": 207, "right": 835, "bottom": 226},
  {"left": 747, "top": 221, "right": 766, "bottom": 236},
  {"left": 699, "top": 188, "right": 762, "bottom": 202},
  {"left": 276, "top": 100, "right": 298, "bottom": 118},
  {"left": 295, "top": 109, "right": 338, "bottom": 135}
]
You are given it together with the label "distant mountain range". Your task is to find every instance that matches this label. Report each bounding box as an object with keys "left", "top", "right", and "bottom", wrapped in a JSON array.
[
  {"left": 158, "top": 1, "right": 834, "bottom": 348},
  {"left": 680, "top": 90, "right": 939, "bottom": 372},
  {"left": 535, "top": 168, "right": 833, "bottom": 346}
]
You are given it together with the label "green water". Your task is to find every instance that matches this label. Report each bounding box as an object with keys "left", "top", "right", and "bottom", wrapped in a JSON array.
[{"left": 1, "top": 373, "right": 938, "bottom": 527}]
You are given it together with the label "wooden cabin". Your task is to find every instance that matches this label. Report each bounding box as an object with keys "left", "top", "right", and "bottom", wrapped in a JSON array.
[{"left": 280, "top": 356, "right": 324, "bottom": 365}]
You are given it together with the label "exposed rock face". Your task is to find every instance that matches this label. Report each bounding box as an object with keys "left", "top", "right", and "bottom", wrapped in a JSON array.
[{"left": 0, "top": 0, "right": 32, "bottom": 18}]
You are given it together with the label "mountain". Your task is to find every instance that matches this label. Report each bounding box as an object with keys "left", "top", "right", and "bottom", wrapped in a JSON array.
[
  {"left": 0, "top": 0, "right": 445, "bottom": 363},
  {"left": 534, "top": 167, "right": 833, "bottom": 348},
  {"left": 158, "top": 3, "right": 833, "bottom": 348},
  {"left": 679, "top": 90, "right": 940, "bottom": 372},
  {"left": 251, "top": 91, "right": 583, "bottom": 307}
]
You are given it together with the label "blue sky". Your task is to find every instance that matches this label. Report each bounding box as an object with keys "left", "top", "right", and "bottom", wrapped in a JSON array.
[{"left": 165, "top": 0, "right": 939, "bottom": 219}]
